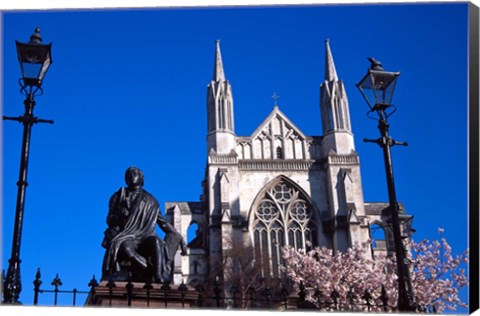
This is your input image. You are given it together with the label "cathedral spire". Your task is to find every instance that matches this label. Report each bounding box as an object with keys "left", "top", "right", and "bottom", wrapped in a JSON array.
[
  {"left": 213, "top": 40, "right": 225, "bottom": 82},
  {"left": 325, "top": 39, "right": 338, "bottom": 82},
  {"left": 207, "top": 40, "right": 235, "bottom": 155},
  {"left": 320, "top": 39, "right": 355, "bottom": 155}
]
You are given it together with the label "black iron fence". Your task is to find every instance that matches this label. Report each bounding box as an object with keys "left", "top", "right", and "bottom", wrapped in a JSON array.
[
  {"left": 1, "top": 269, "right": 436, "bottom": 312},
  {"left": 31, "top": 268, "right": 91, "bottom": 306}
]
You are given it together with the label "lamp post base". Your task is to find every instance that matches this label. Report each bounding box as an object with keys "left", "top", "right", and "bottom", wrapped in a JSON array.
[{"left": 3, "top": 259, "right": 22, "bottom": 304}]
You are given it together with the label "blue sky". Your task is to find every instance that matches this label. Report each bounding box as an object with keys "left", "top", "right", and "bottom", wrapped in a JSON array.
[{"left": 1, "top": 2, "right": 471, "bottom": 309}]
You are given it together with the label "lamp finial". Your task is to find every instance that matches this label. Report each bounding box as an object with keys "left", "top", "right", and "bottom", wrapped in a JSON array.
[
  {"left": 368, "top": 57, "right": 384, "bottom": 71},
  {"left": 29, "top": 27, "right": 43, "bottom": 44}
]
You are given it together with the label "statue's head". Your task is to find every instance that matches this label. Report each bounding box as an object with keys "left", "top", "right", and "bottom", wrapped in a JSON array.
[{"left": 125, "top": 166, "right": 144, "bottom": 188}]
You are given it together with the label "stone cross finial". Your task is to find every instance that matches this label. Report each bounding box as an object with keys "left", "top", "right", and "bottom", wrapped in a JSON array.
[{"left": 272, "top": 91, "right": 280, "bottom": 107}]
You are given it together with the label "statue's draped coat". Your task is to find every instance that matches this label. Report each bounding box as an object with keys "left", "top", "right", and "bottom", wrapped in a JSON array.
[{"left": 102, "top": 188, "right": 172, "bottom": 280}]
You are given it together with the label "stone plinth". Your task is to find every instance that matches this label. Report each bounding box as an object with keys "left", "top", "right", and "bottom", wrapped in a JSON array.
[{"left": 85, "top": 281, "right": 198, "bottom": 308}]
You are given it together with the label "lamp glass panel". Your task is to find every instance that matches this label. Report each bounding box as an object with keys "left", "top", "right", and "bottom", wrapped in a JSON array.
[
  {"left": 382, "top": 79, "right": 397, "bottom": 105},
  {"left": 370, "top": 70, "right": 398, "bottom": 105},
  {"left": 38, "top": 57, "right": 51, "bottom": 81},
  {"left": 359, "top": 84, "right": 378, "bottom": 109},
  {"left": 20, "top": 62, "right": 43, "bottom": 81},
  {"left": 357, "top": 73, "right": 378, "bottom": 109}
]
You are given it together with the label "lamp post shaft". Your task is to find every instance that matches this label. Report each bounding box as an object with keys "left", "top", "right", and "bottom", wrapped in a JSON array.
[
  {"left": 3, "top": 94, "right": 36, "bottom": 304},
  {"left": 3, "top": 27, "right": 53, "bottom": 304},
  {"left": 377, "top": 118, "right": 415, "bottom": 311}
]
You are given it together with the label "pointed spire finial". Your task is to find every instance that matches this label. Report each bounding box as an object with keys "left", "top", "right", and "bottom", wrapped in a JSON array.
[
  {"left": 325, "top": 39, "right": 338, "bottom": 81},
  {"left": 213, "top": 39, "right": 225, "bottom": 82}
]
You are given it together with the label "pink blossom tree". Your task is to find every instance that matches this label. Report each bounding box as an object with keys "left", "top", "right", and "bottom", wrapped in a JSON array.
[
  {"left": 409, "top": 229, "right": 469, "bottom": 312},
  {"left": 282, "top": 229, "right": 469, "bottom": 313}
]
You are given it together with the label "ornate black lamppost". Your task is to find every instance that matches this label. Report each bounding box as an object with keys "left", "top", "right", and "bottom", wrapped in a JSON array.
[
  {"left": 356, "top": 58, "right": 415, "bottom": 311},
  {"left": 3, "top": 27, "right": 53, "bottom": 304}
]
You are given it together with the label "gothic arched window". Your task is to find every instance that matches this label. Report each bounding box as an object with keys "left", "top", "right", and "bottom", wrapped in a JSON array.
[
  {"left": 250, "top": 178, "right": 317, "bottom": 278},
  {"left": 276, "top": 146, "right": 283, "bottom": 159},
  {"left": 370, "top": 222, "right": 387, "bottom": 258}
]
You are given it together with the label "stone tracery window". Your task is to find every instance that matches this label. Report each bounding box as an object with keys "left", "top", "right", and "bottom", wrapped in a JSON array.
[{"left": 251, "top": 179, "right": 317, "bottom": 278}]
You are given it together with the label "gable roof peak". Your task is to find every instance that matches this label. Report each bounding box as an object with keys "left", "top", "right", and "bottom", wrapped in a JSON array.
[{"left": 250, "top": 105, "right": 307, "bottom": 140}]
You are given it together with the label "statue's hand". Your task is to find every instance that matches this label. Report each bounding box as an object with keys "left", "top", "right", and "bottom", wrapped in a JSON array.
[{"left": 121, "top": 208, "right": 129, "bottom": 217}]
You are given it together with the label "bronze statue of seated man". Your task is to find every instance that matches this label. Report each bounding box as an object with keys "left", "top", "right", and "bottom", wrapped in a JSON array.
[{"left": 101, "top": 166, "right": 186, "bottom": 283}]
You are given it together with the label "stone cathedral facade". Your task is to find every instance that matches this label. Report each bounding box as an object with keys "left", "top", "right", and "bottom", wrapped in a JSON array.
[{"left": 165, "top": 40, "right": 412, "bottom": 287}]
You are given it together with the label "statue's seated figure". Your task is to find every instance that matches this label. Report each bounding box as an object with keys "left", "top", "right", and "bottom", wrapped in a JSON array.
[{"left": 101, "top": 166, "right": 186, "bottom": 283}]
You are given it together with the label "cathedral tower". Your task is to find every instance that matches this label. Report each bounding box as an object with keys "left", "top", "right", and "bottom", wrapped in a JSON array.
[
  {"left": 205, "top": 41, "right": 241, "bottom": 288},
  {"left": 320, "top": 40, "right": 369, "bottom": 252},
  {"left": 206, "top": 40, "right": 236, "bottom": 155}
]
